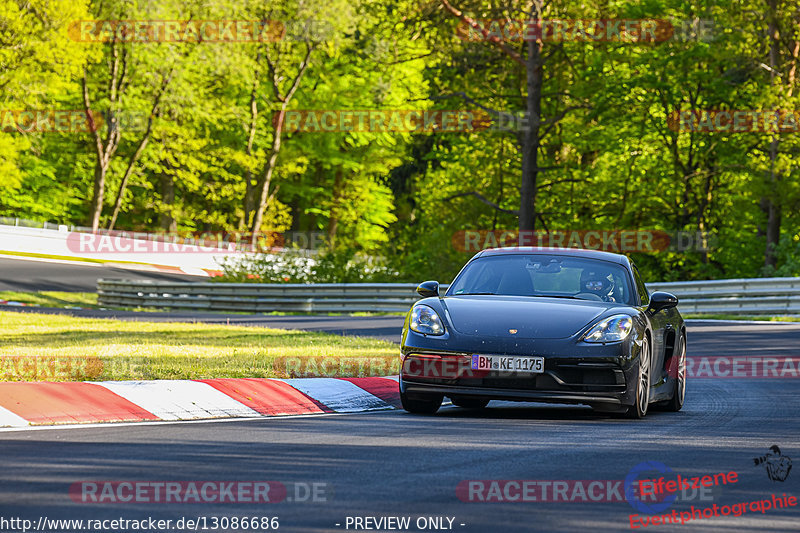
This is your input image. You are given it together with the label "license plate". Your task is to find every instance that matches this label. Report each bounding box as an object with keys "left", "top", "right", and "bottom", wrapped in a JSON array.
[{"left": 471, "top": 355, "right": 544, "bottom": 373}]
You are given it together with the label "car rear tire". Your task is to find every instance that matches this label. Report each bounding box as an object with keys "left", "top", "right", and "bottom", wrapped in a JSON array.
[
  {"left": 626, "top": 335, "right": 651, "bottom": 419},
  {"left": 400, "top": 389, "right": 443, "bottom": 414},
  {"left": 450, "top": 397, "right": 490, "bottom": 409},
  {"left": 664, "top": 333, "right": 686, "bottom": 412}
]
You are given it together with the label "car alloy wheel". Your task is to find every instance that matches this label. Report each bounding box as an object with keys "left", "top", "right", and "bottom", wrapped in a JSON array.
[{"left": 627, "top": 336, "right": 650, "bottom": 419}]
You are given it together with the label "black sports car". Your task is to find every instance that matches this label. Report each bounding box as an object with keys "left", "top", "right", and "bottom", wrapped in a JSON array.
[{"left": 399, "top": 247, "right": 686, "bottom": 418}]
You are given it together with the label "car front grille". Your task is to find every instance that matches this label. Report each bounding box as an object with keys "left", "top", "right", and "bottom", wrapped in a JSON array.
[{"left": 402, "top": 352, "right": 626, "bottom": 393}]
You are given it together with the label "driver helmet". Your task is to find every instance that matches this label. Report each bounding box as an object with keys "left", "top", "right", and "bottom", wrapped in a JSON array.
[{"left": 580, "top": 267, "right": 615, "bottom": 300}]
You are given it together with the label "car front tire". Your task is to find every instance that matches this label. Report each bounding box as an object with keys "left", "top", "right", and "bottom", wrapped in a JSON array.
[
  {"left": 450, "top": 397, "right": 490, "bottom": 409},
  {"left": 400, "top": 389, "right": 443, "bottom": 414},
  {"left": 626, "top": 335, "right": 651, "bottom": 419}
]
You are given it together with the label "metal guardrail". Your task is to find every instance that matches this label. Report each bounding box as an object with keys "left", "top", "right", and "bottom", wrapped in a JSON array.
[
  {"left": 646, "top": 277, "right": 800, "bottom": 315},
  {"left": 97, "top": 277, "right": 800, "bottom": 315},
  {"left": 97, "top": 280, "right": 442, "bottom": 313}
]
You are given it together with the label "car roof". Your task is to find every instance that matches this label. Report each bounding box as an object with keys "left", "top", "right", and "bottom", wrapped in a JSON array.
[{"left": 473, "top": 247, "right": 629, "bottom": 265}]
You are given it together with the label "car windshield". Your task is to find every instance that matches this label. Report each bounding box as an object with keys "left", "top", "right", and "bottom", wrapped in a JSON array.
[{"left": 448, "top": 254, "right": 634, "bottom": 305}]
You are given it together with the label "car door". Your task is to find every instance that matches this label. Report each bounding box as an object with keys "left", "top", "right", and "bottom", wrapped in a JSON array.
[{"left": 632, "top": 263, "right": 670, "bottom": 391}]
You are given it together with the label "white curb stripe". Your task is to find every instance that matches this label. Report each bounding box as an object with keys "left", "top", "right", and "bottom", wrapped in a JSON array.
[
  {"left": 0, "top": 406, "right": 29, "bottom": 427},
  {"left": 95, "top": 380, "right": 260, "bottom": 421},
  {"left": 281, "top": 378, "right": 390, "bottom": 413}
]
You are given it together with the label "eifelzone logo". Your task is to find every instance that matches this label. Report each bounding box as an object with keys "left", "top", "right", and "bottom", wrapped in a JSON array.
[{"left": 753, "top": 446, "right": 792, "bottom": 482}]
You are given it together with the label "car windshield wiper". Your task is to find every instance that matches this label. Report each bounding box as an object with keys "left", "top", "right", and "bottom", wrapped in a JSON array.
[
  {"left": 453, "top": 292, "right": 495, "bottom": 295},
  {"left": 529, "top": 294, "right": 582, "bottom": 299},
  {"left": 454, "top": 293, "right": 595, "bottom": 299}
]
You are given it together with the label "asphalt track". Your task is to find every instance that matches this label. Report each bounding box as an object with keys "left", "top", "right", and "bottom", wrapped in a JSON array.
[
  {"left": 1, "top": 257, "right": 799, "bottom": 531},
  {"left": 0, "top": 257, "right": 202, "bottom": 292},
  {"left": 1, "top": 322, "right": 799, "bottom": 532}
]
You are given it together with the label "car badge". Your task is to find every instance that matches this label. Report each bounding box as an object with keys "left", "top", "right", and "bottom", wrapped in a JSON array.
[{"left": 509, "top": 329, "right": 518, "bottom": 334}]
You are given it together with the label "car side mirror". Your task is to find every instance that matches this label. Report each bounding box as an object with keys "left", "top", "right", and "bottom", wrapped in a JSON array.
[
  {"left": 647, "top": 291, "right": 678, "bottom": 314},
  {"left": 416, "top": 280, "right": 440, "bottom": 298}
]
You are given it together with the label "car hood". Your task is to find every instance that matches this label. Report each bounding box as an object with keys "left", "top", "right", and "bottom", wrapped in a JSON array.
[{"left": 442, "top": 295, "right": 616, "bottom": 339}]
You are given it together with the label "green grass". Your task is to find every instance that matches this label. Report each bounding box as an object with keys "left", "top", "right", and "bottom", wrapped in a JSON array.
[
  {"left": 0, "top": 311, "right": 398, "bottom": 381},
  {"left": 0, "top": 291, "right": 99, "bottom": 308},
  {"left": 684, "top": 313, "right": 800, "bottom": 322}
]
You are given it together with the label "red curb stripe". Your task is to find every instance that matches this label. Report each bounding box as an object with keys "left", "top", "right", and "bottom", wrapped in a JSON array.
[
  {"left": 0, "top": 382, "right": 159, "bottom": 425},
  {"left": 198, "top": 378, "right": 327, "bottom": 416},
  {"left": 340, "top": 377, "right": 401, "bottom": 408}
]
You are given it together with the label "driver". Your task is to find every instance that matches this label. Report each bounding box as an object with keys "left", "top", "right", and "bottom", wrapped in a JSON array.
[{"left": 579, "top": 267, "right": 617, "bottom": 302}]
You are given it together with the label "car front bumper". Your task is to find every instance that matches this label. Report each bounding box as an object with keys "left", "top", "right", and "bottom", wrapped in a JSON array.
[{"left": 399, "top": 333, "right": 642, "bottom": 408}]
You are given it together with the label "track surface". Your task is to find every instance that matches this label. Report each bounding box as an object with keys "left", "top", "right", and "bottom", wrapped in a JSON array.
[
  {"left": 1, "top": 323, "right": 799, "bottom": 532},
  {"left": 0, "top": 257, "right": 202, "bottom": 292}
]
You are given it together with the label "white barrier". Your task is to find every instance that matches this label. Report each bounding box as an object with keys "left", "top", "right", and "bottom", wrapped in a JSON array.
[{"left": 0, "top": 223, "right": 237, "bottom": 273}]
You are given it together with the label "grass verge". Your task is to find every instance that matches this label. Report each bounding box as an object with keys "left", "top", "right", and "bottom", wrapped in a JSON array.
[
  {"left": 0, "top": 311, "right": 398, "bottom": 381},
  {"left": 0, "top": 290, "right": 405, "bottom": 315},
  {"left": 0, "top": 291, "right": 99, "bottom": 308}
]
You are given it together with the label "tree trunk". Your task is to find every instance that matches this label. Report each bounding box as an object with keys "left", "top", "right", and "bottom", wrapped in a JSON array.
[
  {"left": 159, "top": 173, "right": 176, "bottom": 233},
  {"left": 248, "top": 45, "right": 312, "bottom": 242},
  {"left": 108, "top": 69, "right": 174, "bottom": 231},
  {"left": 764, "top": 0, "right": 781, "bottom": 269},
  {"left": 89, "top": 164, "right": 107, "bottom": 231},
  {"left": 82, "top": 40, "right": 126, "bottom": 232},
  {"left": 765, "top": 190, "right": 781, "bottom": 269},
  {"left": 251, "top": 103, "right": 287, "bottom": 239},
  {"left": 243, "top": 174, "right": 255, "bottom": 229},
  {"left": 243, "top": 64, "right": 260, "bottom": 229},
  {"left": 327, "top": 170, "right": 344, "bottom": 249},
  {"left": 519, "top": 24, "right": 543, "bottom": 232}
]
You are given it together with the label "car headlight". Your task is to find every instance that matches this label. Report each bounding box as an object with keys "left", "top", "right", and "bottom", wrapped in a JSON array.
[
  {"left": 583, "top": 314, "right": 634, "bottom": 343},
  {"left": 410, "top": 305, "right": 445, "bottom": 336}
]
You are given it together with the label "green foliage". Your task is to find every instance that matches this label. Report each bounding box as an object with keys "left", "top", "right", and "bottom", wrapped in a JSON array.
[
  {"left": 218, "top": 248, "right": 398, "bottom": 283},
  {"left": 760, "top": 233, "right": 800, "bottom": 278},
  {"left": 2, "top": 0, "right": 800, "bottom": 284}
]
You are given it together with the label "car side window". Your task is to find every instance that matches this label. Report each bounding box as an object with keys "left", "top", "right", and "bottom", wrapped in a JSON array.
[{"left": 632, "top": 264, "right": 649, "bottom": 306}]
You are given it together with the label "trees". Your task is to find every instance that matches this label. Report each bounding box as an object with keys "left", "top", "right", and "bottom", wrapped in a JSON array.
[
  {"left": 0, "top": 0, "right": 93, "bottom": 198},
  {"left": 2, "top": 0, "right": 800, "bottom": 280},
  {"left": 234, "top": 0, "right": 355, "bottom": 238},
  {"left": 753, "top": 0, "right": 800, "bottom": 270}
]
